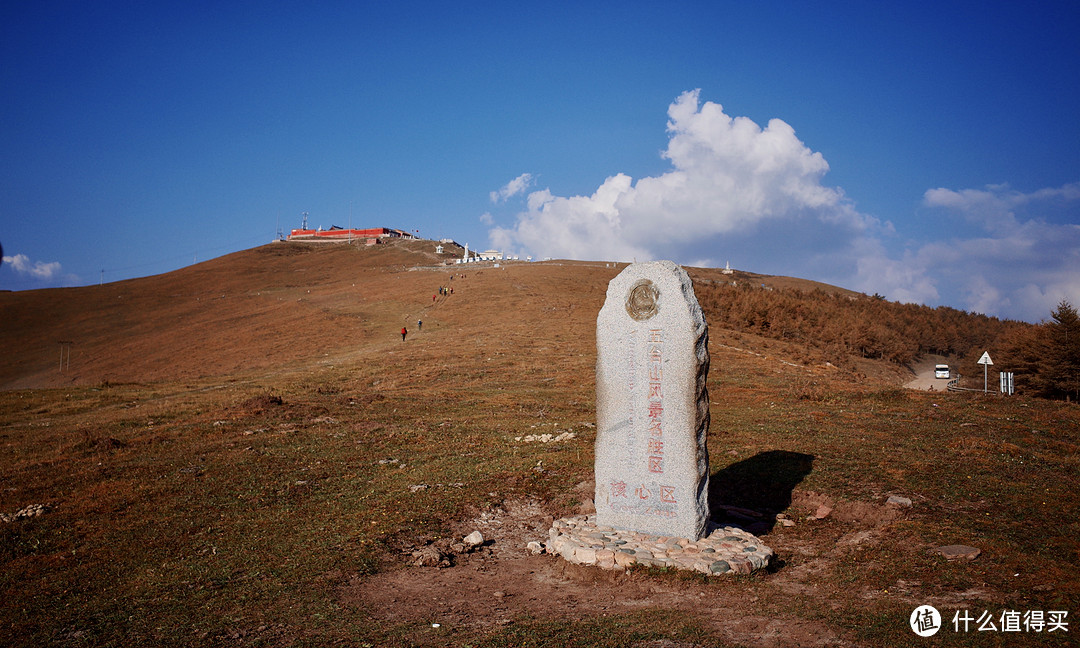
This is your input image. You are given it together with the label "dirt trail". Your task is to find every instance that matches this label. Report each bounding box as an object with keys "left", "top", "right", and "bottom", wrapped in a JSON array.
[{"left": 903, "top": 354, "right": 951, "bottom": 391}]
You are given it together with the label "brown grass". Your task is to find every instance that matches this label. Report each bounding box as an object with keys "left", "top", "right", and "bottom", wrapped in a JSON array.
[{"left": 1, "top": 240, "right": 1077, "bottom": 647}]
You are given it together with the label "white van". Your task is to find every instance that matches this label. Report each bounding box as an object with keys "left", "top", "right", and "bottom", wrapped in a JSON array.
[{"left": 934, "top": 364, "right": 950, "bottom": 379}]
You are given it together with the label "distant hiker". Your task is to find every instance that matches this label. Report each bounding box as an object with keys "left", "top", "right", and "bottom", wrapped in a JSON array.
[
  {"left": 401, "top": 327, "right": 407, "bottom": 341},
  {"left": 433, "top": 294, "right": 436, "bottom": 302},
  {"left": 450, "top": 287, "right": 454, "bottom": 295},
  {"left": 417, "top": 319, "right": 422, "bottom": 331}
]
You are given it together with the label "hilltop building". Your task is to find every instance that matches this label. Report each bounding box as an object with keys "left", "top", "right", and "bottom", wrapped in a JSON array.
[
  {"left": 286, "top": 226, "right": 416, "bottom": 243},
  {"left": 454, "top": 245, "right": 524, "bottom": 264}
]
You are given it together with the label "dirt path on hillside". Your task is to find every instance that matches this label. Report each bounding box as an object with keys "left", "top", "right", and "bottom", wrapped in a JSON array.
[{"left": 903, "top": 355, "right": 950, "bottom": 391}]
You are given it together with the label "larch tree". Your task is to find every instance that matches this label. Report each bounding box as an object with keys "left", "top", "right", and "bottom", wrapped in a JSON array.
[{"left": 1041, "top": 299, "right": 1080, "bottom": 401}]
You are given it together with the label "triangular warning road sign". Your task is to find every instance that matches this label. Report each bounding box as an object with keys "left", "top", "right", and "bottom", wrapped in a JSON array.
[{"left": 977, "top": 351, "right": 993, "bottom": 365}]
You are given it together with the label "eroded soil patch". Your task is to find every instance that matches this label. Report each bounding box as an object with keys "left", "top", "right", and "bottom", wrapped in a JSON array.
[{"left": 338, "top": 496, "right": 906, "bottom": 647}]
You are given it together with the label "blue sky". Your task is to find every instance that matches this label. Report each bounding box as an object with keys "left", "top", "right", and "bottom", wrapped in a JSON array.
[{"left": 2, "top": 1, "right": 1078, "bottom": 322}]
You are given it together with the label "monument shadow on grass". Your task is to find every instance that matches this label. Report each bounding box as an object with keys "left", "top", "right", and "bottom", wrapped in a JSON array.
[{"left": 708, "top": 450, "right": 814, "bottom": 534}]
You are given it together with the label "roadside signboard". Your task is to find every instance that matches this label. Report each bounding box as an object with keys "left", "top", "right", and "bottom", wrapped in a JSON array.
[{"left": 977, "top": 352, "right": 993, "bottom": 392}]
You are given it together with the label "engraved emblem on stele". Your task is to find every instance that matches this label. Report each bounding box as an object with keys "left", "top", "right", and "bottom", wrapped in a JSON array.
[{"left": 625, "top": 279, "right": 659, "bottom": 321}]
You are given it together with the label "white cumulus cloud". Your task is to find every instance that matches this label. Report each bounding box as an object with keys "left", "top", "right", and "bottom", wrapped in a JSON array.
[
  {"left": 489, "top": 89, "right": 881, "bottom": 272},
  {"left": 489, "top": 173, "right": 534, "bottom": 204},
  {"left": 3, "top": 253, "right": 63, "bottom": 280}
]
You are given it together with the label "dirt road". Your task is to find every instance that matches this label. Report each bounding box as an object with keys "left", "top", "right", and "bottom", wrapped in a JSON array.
[{"left": 903, "top": 354, "right": 952, "bottom": 391}]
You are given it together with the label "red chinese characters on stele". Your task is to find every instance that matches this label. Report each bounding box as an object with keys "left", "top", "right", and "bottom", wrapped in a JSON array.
[
  {"left": 609, "top": 480, "right": 677, "bottom": 505},
  {"left": 647, "top": 328, "right": 663, "bottom": 474}
]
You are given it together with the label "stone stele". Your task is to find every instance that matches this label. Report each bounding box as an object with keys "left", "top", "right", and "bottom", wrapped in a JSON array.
[{"left": 594, "top": 260, "right": 710, "bottom": 540}]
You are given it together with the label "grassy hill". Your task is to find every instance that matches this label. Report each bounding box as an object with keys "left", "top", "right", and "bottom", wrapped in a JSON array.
[
  {"left": 0, "top": 240, "right": 915, "bottom": 391},
  {"left": 1, "top": 240, "right": 1076, "bottom": 647},
  {"left": 0, "top": 240, "right": 471, "bottom": 389}
]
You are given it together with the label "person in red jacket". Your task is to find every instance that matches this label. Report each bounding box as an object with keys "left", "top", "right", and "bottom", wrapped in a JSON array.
[{"left": 401, "top": 327, "right": 407, "bottom": 341}]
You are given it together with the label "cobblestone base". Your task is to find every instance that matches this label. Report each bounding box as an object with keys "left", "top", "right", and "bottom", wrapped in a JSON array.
[
  {"left": 546, "top": 515, "right": 773, "bottom": 575},
  {"left": 0, "top": 503, "right": 50, "bottom": 523}
]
